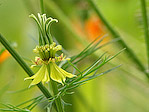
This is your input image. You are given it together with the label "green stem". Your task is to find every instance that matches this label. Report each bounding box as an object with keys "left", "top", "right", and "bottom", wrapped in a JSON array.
[
  {"left": 46, "top": 32, "right": 53, "bottom": 44},
  {"left": 39, "top": 30, "right": 43, "bottom": 45},
  {"left": 140, "top": 0, "right": 149, "bottom": 70},
  {"left": 50, "top": 80, "right": 64, "bottom": 112},
  {"left": 40, "top": 0, "right": 44, "bottom": 14},
  {"left": 0, "top": 34, "right": 51, "bottom": 99},
  {"left": 46, "top": 64, "right": 64, "bottom": 112},
  {"left": 87, "top": 0, "right": 149, "bottom": 79}
]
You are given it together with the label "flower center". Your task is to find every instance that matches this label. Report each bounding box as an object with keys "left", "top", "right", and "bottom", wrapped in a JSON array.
[{"left": 33, "top": 42, "right": 62, "bottom": 61}]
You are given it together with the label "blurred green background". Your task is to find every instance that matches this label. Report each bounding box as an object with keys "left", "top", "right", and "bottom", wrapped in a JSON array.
[{"left": 0, "top": 0, "right": 149, "bottom": 112}]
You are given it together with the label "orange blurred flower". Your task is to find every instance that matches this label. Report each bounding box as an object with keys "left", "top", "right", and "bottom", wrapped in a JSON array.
[
  {"left": 84, "top": 15, "right": 110, "bottom": 44},
  {"left": 71, "top": 15, "right": 110, "bottom": 48},
  {"left": 0, "top": 50, "right": 11, "bottom": 64}
]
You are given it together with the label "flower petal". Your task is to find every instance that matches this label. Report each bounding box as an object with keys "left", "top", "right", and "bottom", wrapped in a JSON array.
[
  {"left": 24, "top": 73, "right": 37, "bottom": 80},
  {"left": 42, "top": 68, "right": 50, "bottom": 84},
  {"left": 54, "top": 63, "right": 66, "bottom": 82},
  {"left": 42, "top": 73, "right": 48, "bottom": 84},
  {"left": 54, "top": 63, "right": 76, "bottom": 78},
  {"left": 29, "top": 65, "right": 46, "bottom": 87},
  {"left": 50, "top": 62, "right": 76, "bottom": 84},
  {"left": 50, "top": 62, "right": 65, "bottom": 84},
  {"left": 46, "top": 69, "right": 50, "bottom": 83}
]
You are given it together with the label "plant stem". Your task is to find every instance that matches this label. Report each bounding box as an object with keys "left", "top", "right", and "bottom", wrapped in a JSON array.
[
  {"left": 0, "top": 34, "right": 51, "bottom": 98},
  {"left": 140, "top": 0, "right": 149, "bottom": 70},
  {"left": 47, "top": 64, "right": 64, "bottom": 112},
  {"left": 40, "top": 0, "right": 44, "bottom": 14},
  {"left": 50, "top": 80, "right": 64, "bottom": 112},
  {"left": 87, "top": 0, "right": 149, "bottom": 79}
]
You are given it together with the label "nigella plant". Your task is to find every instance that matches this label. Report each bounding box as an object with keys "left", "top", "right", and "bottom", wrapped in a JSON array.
[
  {"left": 24, "top": 14, "right": 75, "bottom": 87},
  {"left": 0, "top": 13, "right": 124, "bottom": 112}
]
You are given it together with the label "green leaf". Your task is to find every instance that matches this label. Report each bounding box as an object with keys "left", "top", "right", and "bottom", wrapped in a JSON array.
[{"left": 74, "top": 65, "right": 121, "bottom": 85}]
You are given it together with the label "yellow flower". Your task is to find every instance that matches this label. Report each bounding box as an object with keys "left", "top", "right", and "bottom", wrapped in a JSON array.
[
  {"left": 25, "top": 61, "right": 75, "bottom": 87},
  {"left": 24, "top": 43, "right": 76, "bottom": 87},
  {"left": 24, "top": 14, "right": 76, "bottom": 87},
  {"left": 24, "top": 64, "right": 50, "bottom": 87},
  {"left": 50, "top": 62, "right": 75, "bottom": 84}
]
